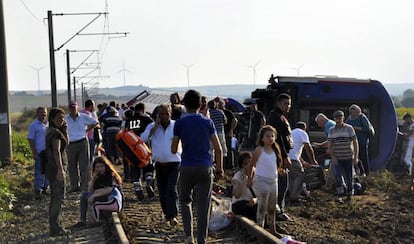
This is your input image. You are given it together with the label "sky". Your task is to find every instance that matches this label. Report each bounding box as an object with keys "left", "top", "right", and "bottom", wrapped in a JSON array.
[{"left": 3, "top": 0, "right": 414, "bottom": 91}]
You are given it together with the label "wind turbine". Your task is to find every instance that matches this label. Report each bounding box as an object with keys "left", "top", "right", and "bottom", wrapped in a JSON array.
[
  {"left": 116, "top": 59, "right": 133, "bottom": 86},
  {"left": 290, "top": 64, "right": 303, "bottom": 76},
  {"left": 30, "top": 65, "right": 46, "bottom": 95},
  {"left": 247, "top": 61, "right": 260, "bottom": 85},
  {"left": 182, "top": 63, "right": 196, "bottom": 89}
]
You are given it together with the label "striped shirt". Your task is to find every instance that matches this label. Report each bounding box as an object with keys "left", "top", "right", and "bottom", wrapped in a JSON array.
[
  {"left": 209, "top": 108, "right": 226, "bottom": 134},
  {"left": 328, "top": 124, "right": 357, "bottom": 160}
]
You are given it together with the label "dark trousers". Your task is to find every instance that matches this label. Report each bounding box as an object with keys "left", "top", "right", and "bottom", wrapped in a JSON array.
[
  {"left": 178, "top": 166, "right": 213, "bottom": 244},
  {"left": 155, "top": 162, "right": 179, "bottom": 220},
  {"left": 131, "top": 163, "right": 154, "bottom": 184},
  {"left": 358, "top": 143, "right": 369, "bottom": 175},
  {"left": 224, "top": 135, "right": 234, "bottom": 170},
  {"left": 48, "top": 177, "right": 65, "bottom": 232},
  {"left": 277, "top": 173, "right": 289, "bottom": 213}
]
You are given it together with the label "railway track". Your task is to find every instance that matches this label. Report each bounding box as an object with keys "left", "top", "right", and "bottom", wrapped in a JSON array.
[{"left": 109, "top": 178, "right": 284, "bottom": 244}]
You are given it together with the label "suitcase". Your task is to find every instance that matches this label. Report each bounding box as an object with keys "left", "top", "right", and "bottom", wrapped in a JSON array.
[
  {"left": 116, "top": 129, "right": 152, "bottom": 168},
  {"left": 304, "top": 165, "right": 326, "bottom": 190}
]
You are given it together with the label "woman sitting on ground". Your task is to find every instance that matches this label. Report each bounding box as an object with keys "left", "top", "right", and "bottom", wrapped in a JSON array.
[
  {"left": 231, "top": 152, "right": 257, "bottom": 221},
  {"left": 87, "top": 156, "right": 123, "bottom": 224}
]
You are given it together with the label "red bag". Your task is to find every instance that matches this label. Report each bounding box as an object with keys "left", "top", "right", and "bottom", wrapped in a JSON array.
[{"left": 116, "top": 129, "right": 152, "bottom": 168}]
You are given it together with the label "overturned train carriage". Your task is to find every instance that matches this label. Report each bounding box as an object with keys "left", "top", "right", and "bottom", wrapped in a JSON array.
[{"left": 250, "top": 75, "right": 398, "bottom": 171}]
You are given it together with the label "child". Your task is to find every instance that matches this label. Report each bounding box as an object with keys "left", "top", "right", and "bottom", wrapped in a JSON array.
[
  {"left": 231, "top": 152, "right": 257, "bottom": 221},
  {"left": 87, "top": 156, "right": 123, "bottom": 223},
  {"left": 73, "top": 156, "right": 123, "bottom": 229},
  {"left": 247, "top": 125, "right": 282, "bottom": 235}
]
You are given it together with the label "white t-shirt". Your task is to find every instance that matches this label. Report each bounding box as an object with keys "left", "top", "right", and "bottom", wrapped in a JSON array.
[
  {"left": 255, "top": 147, "right": 278, "bottom": 180},
  {"left": 288, "top": 128, "right": 310, "bottom": 162}
]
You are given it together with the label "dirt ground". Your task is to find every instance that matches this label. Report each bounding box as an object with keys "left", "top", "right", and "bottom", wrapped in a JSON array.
[
  {"left": 1, "top": 163, "right": 413, "bottom": 244},
  {"left": 275, "top": 171, "right": 414, "bottom": 244}
]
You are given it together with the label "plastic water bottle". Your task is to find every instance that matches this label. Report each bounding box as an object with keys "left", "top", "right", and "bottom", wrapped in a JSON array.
[{"left": 133, "top": 181, "right": 144, "bottom": 201}]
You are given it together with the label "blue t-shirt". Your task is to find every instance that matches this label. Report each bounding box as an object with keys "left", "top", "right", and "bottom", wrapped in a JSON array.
[
  {"left": 324, "top": 120, "right": 335, "bottom": 137},
  {"left": 174, "top": 113, "right": 216, "bottom": 167}
]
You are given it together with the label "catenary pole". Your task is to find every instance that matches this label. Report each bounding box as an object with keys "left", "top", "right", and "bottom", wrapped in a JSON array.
[
  {"left": 66, "top": 49, "right": 71, "bottom": 105},
  {"left": 0, "top": 0, "right": 12, "bottom": 165},
  {"left": 47, "top": 10, "right": 57, "bottom": 107}
]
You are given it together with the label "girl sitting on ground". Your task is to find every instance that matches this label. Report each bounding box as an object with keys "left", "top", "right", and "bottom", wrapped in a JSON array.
[
  {"left": 231, "top": 152, "right": 257, "bottom": 221},
  {"left": 87, "top": 156, "right": 123, "bottom": 224}
]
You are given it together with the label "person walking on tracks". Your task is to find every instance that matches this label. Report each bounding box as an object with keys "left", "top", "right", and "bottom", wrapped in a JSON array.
[
  {"left": 171, "top": 89, "right": 224, "bottom": 244},
  {"left": 28, "top": 106, "right": 49, "bottom": 200},
  {"left": 141, "top": 104, "right": 182, "bottom": 227},
  {"left": 45, "top": 107, "right": 70, "bottom": 237}
]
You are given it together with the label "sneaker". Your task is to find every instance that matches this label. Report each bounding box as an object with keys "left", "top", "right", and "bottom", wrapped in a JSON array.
[
  {"left": 184, "top": 236, "right": 194, "bottom": 244},
  {"left": 336, "top": 197, "right": 344, "bottom": 204},
  {"left": 169, "top": 217, "right": 178, "bottom": 227},
  {"left": 276, "top": 213, "right": 294, "bottom": 222},
  {"left": 146, "top": 185, "right": 155, "bottom": 199},
  {"left": 42, "top": 187, "right": 50, "bottom": 195},
  {"left": 71, "top": 221, "right": 87, "bottom": 230}
]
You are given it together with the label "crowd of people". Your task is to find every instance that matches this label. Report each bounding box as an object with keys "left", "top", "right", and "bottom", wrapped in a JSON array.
[{"left": 27, "top": 88, "right": 413, "bottom": 242}]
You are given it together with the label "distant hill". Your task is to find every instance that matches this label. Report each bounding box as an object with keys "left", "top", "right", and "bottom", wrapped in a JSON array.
[{"left": 9, "top": 82, "right": 411, "bottom": 113}]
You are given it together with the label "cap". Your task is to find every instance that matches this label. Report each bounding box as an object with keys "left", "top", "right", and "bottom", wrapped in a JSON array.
[
  {"left": 69, "top": 100, "right": 78, "bottom": 108},
  {"left": 333, "top": 110, "right": 344, "bottom": 118}
]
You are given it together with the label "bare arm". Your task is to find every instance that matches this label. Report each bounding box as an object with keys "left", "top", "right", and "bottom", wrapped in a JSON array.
[
  {"left": 304, "top": 142, "right": 318, "bottom": 165},
  {"left": 171, "top": 136, "right": 180, "bottom": 154},
  {"left": 246, "top": 147, "right": 261, "bottom": 187},
  {"left": 211, "top": 133, "right": 223, "bottom": 177},
  {"left": 232, "top": 178, "right": 244, "bottom": 199},
  {"left": 352, "top": 138, "right": 359, "bottom": 165}
]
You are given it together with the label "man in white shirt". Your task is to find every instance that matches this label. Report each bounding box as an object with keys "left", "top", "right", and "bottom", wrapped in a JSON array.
[
  {"left": 288, "top": 122, "right": 318, "bottom": 203},
  {"left": 141, "top": 104, "right": 182, "bottom": 226}
]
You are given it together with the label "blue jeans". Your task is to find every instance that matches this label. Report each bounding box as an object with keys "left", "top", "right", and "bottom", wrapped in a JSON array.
[
  {"left": 34, "top": 155, "right": 49, "bottom": 192},
  {"left": 335, "top": 159, "right": 354, "bottom": 196},
  {"left": 155, "top": 162, "right": 179, "bottom": 220},
  {"left": 178, "top": 166, "right": 213, "bottom": 244}
]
